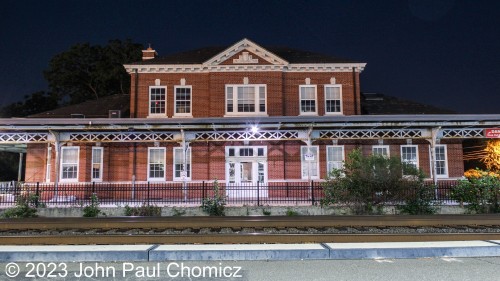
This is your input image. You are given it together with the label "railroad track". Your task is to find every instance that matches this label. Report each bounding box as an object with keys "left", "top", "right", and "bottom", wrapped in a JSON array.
[{"left": 1, "top": 215, "right": 500, "bottom": 245}]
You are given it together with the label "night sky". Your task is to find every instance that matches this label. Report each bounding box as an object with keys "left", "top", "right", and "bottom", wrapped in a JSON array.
[{"left": 1, "top": 0, "right": 499, "bottom": 114}]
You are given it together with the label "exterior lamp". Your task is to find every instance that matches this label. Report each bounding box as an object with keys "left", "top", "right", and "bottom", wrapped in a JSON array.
[{"left": 251, "top": 125, "right": 259, "bottom": 134}]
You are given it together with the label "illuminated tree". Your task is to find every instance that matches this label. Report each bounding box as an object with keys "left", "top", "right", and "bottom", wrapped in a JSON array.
[{"left": 482, "top": 140, "right": 500, "bottom": 171}]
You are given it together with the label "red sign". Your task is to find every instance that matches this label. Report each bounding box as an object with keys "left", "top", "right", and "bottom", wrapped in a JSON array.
[{"left": 485, "top": 128, "right": 500, "bottom": 138}]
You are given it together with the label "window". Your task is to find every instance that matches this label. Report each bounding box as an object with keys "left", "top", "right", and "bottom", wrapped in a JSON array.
[
  {"left": 173, "top": 147, "right": 191, "bottom": 181},
  {"left": 149, "top": 86, "right": 166, "bottom": 116},
  {"left": 91, "top": 147, "right": 103, "bottom": 181},
  {"left": 45, "top": 146, "right": 52, "bottom": 183},
  {"left": 435, "top": 145, "right": 448, "bottom": 177},
  {"left": 60, "top": 147, "right": 79, "bottom": 181},
  {"left": 148, "top": 148, "right": 165, "bottom": 181},
  {"left": 299, "top": 85, "right": 317, "bottom": 115},
  {"left": 301, "top": 146, "right": 319, "bottom": 179},
  {"left": 174, "top": 86, "right": 192, "bottom": 117},
  {"left": 372, "top": 145, "right": 390, "bottom": 157},
  {"left": 225, "top": 85, "right": 266, "bottom": 115},
  {"left": 327, "top": 146, "right": 344, "bottom": 172},
  {"left": 325, "top": 85, "right": 342, "bottom": 114},
  {"left": 401, "top": 145, "right": 418, "bottom": 175}
]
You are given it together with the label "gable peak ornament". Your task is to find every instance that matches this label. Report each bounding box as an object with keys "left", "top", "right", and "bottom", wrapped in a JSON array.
[{"left": 233, "top": 51, "right": 258, "bottom": 64}]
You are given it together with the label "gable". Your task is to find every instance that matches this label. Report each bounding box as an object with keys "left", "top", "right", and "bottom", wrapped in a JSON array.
[{"left": 203, "top": 38, "right": 288, "bottom": 66}]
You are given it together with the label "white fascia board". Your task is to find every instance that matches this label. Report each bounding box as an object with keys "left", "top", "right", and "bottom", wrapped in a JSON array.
[{"left": 287, "top": 63, "right": 367, "bottom": 72}]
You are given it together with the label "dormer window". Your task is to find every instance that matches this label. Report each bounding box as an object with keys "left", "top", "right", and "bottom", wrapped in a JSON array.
[{"left": 225, "top": 84, "right": 267, "bottom": 116}]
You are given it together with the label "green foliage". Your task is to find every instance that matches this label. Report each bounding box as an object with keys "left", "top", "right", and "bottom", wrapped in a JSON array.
[
  {"left": 2, "top": 194, "right": 42, "bottom": 218},
  {"left": 285, "top": 208, "right": 299, "bottom": 216},
  {"left": 124, "top": 203, "right": 161, "bottom": 216},
  {"left": 172, "top": 208, "right": 186, "bottom": 217},
  {"left": 44, "top": 39, "right": 142, "bottom": 104},
  {"left": 83, "top": 193, "right": 103, "bottom": 217},
  {"left": 321, "top": 148, "right": 431, "bottom": 215},
  {"left": 262, "top": 209, "right": 271, "bottom": 216},
  {"left": 451, "top": 172, "right": 500, "bottom": 213},
  {"left": 397, "top": 183, "right": 437, "bottom": 215},
  {"left": 0, "top": 91, "right": 59, "bottom": 118},
  {"left": 202, "top": 180, "right": 226, "bottom": 216}
]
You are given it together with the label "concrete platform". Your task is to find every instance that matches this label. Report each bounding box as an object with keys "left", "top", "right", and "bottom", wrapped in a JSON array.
[
  {"left": 325, "top": 241, "right": 500, "bottom": 259},
  {"left": 150, "top": 244, "right": 329, "bottom": 261},
  {"left": 0, "top": 245, "right": 154, "bottom": 262}
]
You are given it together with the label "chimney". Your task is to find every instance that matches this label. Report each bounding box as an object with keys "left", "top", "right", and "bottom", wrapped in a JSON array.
[{"left": 142, "top": 43, "right": 157, "bottom": 60}]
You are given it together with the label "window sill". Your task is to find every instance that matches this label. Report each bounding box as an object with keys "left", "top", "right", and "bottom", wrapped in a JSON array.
[
  {"left": 299, "top": 113, "right": 318, "bottom": 116},
  {"left": 172, "top": 114, "right": 193, "bottom": 118},
  {"left": 224, "top": 113, "right": 269, "bottom": 117},
  {"left": 147, "top": 115, "right": 168, "bottom": 118},
  {"left": 324, "top": 112, "right": 344, "bottom": 116}
]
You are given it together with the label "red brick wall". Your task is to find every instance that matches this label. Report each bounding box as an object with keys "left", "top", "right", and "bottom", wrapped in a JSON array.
[{"left": 25, "top": 144, "right": 46, "bottom": 182}]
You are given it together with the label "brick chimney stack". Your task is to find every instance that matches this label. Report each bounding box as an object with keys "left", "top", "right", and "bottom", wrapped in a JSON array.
[{"left": 142, "top": 44, "right": 157, "bottom": 60}]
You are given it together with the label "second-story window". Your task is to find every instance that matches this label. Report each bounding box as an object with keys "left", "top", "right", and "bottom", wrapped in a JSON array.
[
  {"left": 149, "top": 86, "right": 166, "bottom": 116},
  {"left": 174, "top": 86, "right": 192, "bottom": 117},
  {"left": 225, "top": 85, "right": 267, "bottom": 116},
  {"left": 325, "top": 85, "right": 342, "bottom": 114},
  {"left": 299, "top": 85, "right": 317, "bottom": 115}
]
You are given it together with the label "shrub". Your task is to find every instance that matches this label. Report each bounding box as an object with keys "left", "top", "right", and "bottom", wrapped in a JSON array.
[
  {"left": 202, "top": 179, "right": 226, "bottom": 216},
  {"left": 1, "top": 194, "right": 42, "bottom": 218},
  {"left": 285, "top": 208, "right": 298, "bottom": 216},
  {"left": 397, "top": 183, "right": 437, "bottom": 215},
  {"left": 124, "top": 203, "right": 162, "bottom": 216},
  {"left": 83, "top": 193, "right": 103, "bottom": 217},
  {"left": 262, "top": 209, "right": 271, "bottom": 216},
  {"left": 451, "top": 170, "right": 500, "bottom": 213}
]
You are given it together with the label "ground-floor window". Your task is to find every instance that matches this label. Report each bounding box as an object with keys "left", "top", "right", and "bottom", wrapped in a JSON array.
[
  {"left": 148, "top": 147, "right": 165, "bottom": 181},
  {"left": 173, "top": 147, "right": 191, "bottom": 181},
  {"left": 91, "top": 147, "right": 103, "bottom": 181},
  {"left": 326, "top": 145, "right": 344, "bottom": 172},
  {"left": 60, "top": 147, "right": 79, "bottom": 181},
  {"left": 301, "top": 146, "right": 319, "bottom": 179},
  {"left": 401, "top": 145, "right": 418, "bottom": 175},
  {"left": 435, "top": 145, "right": 448, "bottom": 177},
  {"left": 372, "top": 145, "right": 390, "bottom": 157}
]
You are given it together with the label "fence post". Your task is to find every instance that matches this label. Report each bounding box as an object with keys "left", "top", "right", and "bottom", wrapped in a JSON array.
[
  {"left": 311, "top": 180, "right": 315, "bottom": 205},
  {"left": 92, "top": 181, "right": 96, "bottom": 194},
  {"left": 147, "top": 182, "right": 151, "bottom": 205},
  {"left": 286, "top": 182, "right": 289, "bottom": 197},
  {"left": 202, "top": 181, "right": 206, "bottom": 204},
  {"left": 257, "top": 181, "right": 260, "bottom": 206},
  {"left": 35, "top": 182, "right": 40, "bottom": 208}
]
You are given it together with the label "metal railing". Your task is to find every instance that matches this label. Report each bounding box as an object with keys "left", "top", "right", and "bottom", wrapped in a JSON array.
[{"left": 0, "top": 181, "right": 459, "bottom": 207}]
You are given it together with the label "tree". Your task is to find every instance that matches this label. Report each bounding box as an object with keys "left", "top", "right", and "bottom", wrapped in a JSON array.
[
  {"left": 482, "top": 139, "right": 500, "bottom": 172},
  {"left": 0, "top": 91, "right": 59, "bottom": 118},
  {"left": 44, "top": 39, "right": 142, "bottom": 104}
]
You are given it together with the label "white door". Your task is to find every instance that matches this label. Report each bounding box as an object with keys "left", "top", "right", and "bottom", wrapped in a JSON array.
[{"left": 226, "top": 160, "right": 268, "bottom": 198}]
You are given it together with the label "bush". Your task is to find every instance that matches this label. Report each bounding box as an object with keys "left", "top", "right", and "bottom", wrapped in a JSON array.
[
  {"left": 397, "top": 183, "right": 437, "bottom": 215},
  {"left": 124, "top": 203, "right": 162, "bottom": 216},
  {"left": 1, "top": 194, "right": 42, "bottom": 218},
  {"left": 286, "top": 208, "right": 299, "bottom": 216},
  {"left": 202, "top": 180, "right": 226, "bottom": 216},
  {"left": 451, "top": 170, "right": 500, "bottom": 213},
  {"left": 83, "top": 193, "right": 103, "bottom": 217}
]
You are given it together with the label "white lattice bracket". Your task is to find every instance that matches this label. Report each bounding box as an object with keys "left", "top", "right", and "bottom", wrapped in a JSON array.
[
  {"left": 0, "top": 132, "right": 49, "bottom": 143},
  {"left": 191, "top": 130, "right": 300, "bottom": 142},
  {"left": 318, "top": 129, "right": 425, "bottom": 140},
  {"left": 441, "top": 128, "right": 484, "bottom": 138},
  {"left": 66, "top": 132, "right": 176, "bottom": 142}
]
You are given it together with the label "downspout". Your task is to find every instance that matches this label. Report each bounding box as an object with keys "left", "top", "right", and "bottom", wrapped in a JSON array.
[
  {"left": 132, "top": 68, "right": 139, "bottom": 189},
  {"left": 352, "top": 67, "right": 358, "bottom": 115}
]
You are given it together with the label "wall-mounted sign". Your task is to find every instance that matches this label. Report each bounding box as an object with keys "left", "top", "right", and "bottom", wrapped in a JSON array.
[
  {"left": 304, "top": 153, "right": 315, "bottom": 161},
  {"left": 485, "top": 128, "right": 500, "bottom": 138}
]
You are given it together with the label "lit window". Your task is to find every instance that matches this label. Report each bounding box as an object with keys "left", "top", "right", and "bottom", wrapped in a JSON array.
[
  {"left": 401, "top": 145, "right": 418, "bottom": 175},
  {"left": 372, "top": 145, "right": 390, "bottom": 157},
  {"left": 435, "top": 145, "right": 448, "bottom": 177},
  {"left": 91, "top": 147, "right": 103, "bottom": 181},
  {"left": 60, "top": 147, "right": 79, "bottom": 181},
  {"left": 325, "top": 85, "right": 342, "bottom": 114},
  {"left": 148, "top": 148, "right": 165, "bottom": 181},
  {"left": 301, "top": 146, "right": 319, "bottom": 179},
  {"left": 173, "top": 147, "right": 191, "bottom": 181},
  {"left": 327, "top": 146, "right": 344, "bottom": 172},
  {"left": 225, "top": 85, "right": 267, "bottom": 116},
  {"left": 300, "top": 85, "right": 317, "bottom": 115},
  {"left": 149, "top": 86, "right": 166, "bottom": 116},
  {"left": 174, "top": 86, "right": 192, "bottom": 116}
]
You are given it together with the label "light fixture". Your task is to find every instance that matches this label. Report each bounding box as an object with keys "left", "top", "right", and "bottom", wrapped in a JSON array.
[{"left": 251, "top": 125, "right": 259, "bottom": 134}]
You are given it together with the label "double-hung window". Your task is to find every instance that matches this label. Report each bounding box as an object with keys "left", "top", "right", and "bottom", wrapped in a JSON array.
[
  {"left": 149, "top": 86, "right": 166, "bottom": 116},
  {"left": 174, "top": 86, "right": 192, "bottom": 117},
  {"left": 148, "top": 148, "right": 165, "bottom": 181},
  {"left": 173, "top": 147, "right": 191, "bottom": 181},
  {"left": 327, "top": 146, "right": 344, "bottom": 172},
  {"left": 401, "top": 145, "right": 418, "bottom": 175},
  {"left": 372, "top": 145, "right": 390, "bottom": 158},
  {"left": 434, "top": 145, "right": 448, "bottom": 177},
  {"left": 301, "top": 146, "right": 319, "bottom": 179},
  {"left": 324, "top": 85, "right": 342, "bottom": 114},
  {"left": 60, "top": 147, "right": 79, "bottom": 182},
  {"left": 299, "top": 85, "right": 317, "bottom": 115},
  {"left": 225, "top": 85, "right": 266, "bottom": 116},
  {"left": 91, "top": 147, "right": 103, "bottom": 181}
]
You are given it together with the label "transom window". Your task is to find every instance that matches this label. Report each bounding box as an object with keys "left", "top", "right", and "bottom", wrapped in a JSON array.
[
  {"left": 91, "top": 147, "right": 103, "bottom": 181},
  {"left": 300, "top": 85, "right": 317, "bottom": 115},
  {"left": 226, "top": 85, "right": 266, "bottom": 116},
  {"left": 173, "top": 147, "right": 191, "bottom": 181},
  {"left": 301, "top": 146, "right": 319, "bottom": 179},
  {"left": 174, "top": 86, "right": 192, "bottom": 117},
  {"left": 401, "top": 145, "right": 418, "bottom": 175},
  {"left": 327, "top": 145, "right": 344, "bottom": 172},
  {"left": 60, "top": 147, "right": 79, "bottom": 182},
  {"left": 149, "top": 86, "right": 166, "bottom": 116},
  {"left": 148, "top": 147, "right": 165, "bottom": 181},
  {"left": 325, "top": 85, "right": 342, "bottom": 114}
]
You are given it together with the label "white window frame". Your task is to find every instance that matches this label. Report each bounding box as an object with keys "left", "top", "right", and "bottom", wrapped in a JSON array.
[
  {"left": 301, "top": 146, "right": 320, "bottom": 180},
  {"left": 45, "top": 145, "right": 52, "bottom": 183},
  {"left": 173, "top": 147, "right": 191, "bottom": 181},
  {"left": 324, "top": 84, "right": 342, "bottom": 115},
  {"left": 225, "top": 84, "right": 267, "bottom": 116},
  {"left": 173, "top": 85, "right": 192, "bottom": 117},
  {"left": 434, "top": 145, "right": 449, "bottom": 178},
  {"left": 326, "top": 145, "right": 345, "bottom": 172},
  {"left": 401, "top": 145, "right": 419, "bottom": 175},
  {"left": 299, "top": 85, "right": 318, "bottom": 115},
  {"left": 147, "top": 147, "right": 166, "bottom": 181},
  {"left": 148, "top": 86, "right": 167, "bottom": 117},
  {"left": 372, "top": 145, "right": 390, "bottom": 157},
  {"left": 60, "top": 146, "right": 79, "bottom": 182},
  {"left": 91, "top": 147, "right": 104, "bottom": 182}
]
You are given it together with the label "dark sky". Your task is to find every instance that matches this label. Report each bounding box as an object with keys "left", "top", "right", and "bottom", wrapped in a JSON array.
[{"left": 1, "top": 0, "right": 499, "bottom": 114}]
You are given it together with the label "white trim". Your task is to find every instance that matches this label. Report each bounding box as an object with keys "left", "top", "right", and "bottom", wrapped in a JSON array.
[
  {"left": 225, "top": 84, "right": 267, "bottom": 116},
  {"left": 324, "top": 84, "right": 343, "bottom": 115},
  {"left": 301, "top": 146, "right": 320, "bottom": 180},
  {"left": 173, "top": 147, "right": 192, "bottom": 181},
  {"left": 60, "top": 146, "right": 79, "bottom": 182},
  {"left": 147, "top": 147, "right": 166, "bottom": 181},
  {"left": 401, "top": 145, "right": 419, "bottom": 175},
  {"left": 372, "top": 145, "right": 390, "bottom": 157},
  {"left": 148, "top": 85, "right": 167, "bottom": 118},
  {"left": 173, "top": 85, "right": 193, "bottom": 118},
  {"left": 299, "top": 85, "right": 318, "bottom": 116},
  {"left": 326, "top": 145, "right": 345, "bottom": 172},
  {"left": 91, "top": 147, "right": 104, "bottom": 182}
]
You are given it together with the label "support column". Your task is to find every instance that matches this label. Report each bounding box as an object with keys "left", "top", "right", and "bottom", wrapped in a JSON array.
[
  {"left": 427, "top": 127, "right": 441, "bottom": 196},
  {"left": 17, "top": 152, "right": 24, "bottom": 182},
  {"left": 50, "top": 131, "right": 61, "bottom": 197}
]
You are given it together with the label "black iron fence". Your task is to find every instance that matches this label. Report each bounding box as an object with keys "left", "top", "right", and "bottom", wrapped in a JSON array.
[{"left": 0, "top": 180, "right": 459, "bottom": 207}]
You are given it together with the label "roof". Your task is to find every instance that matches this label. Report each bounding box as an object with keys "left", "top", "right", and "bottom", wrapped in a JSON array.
[
  {"left": 361, "top": 93, "right": 456, "bottom": 115},
  {"left": 28, "top": 94, "right": 130, "bottom": 118}
]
